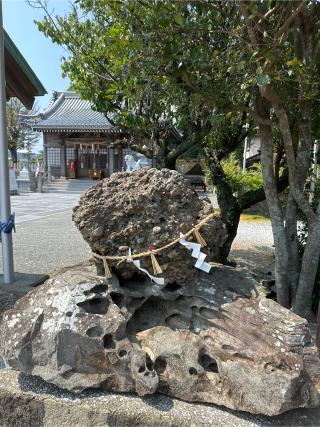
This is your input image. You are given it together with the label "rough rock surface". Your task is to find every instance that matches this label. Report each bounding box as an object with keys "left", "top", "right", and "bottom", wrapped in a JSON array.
[
  {"left": 72, "top": 168, "right": 228, "bottom": 284},
  {"left": 1, "top": 263, "right": 319, "bottom": 416}
]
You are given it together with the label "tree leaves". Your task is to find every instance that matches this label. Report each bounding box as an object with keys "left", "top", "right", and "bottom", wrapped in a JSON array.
[
  {"left": 256, "top": 74, "right": 271, "bottom": 86},
  {"left": 174, "top": 13, "right": 183, "bottom": 26}
]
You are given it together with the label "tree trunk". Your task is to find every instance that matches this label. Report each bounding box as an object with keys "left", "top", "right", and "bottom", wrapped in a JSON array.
[
  {"left": 206, "top": 147, "right": 288, "bottom": 265},
  {"left": 317, "top": 299, "right": 320, "bottom": 349},
  {"left": 285, "top": 194, "right": 300, "bottom": 301},
  {"left": 218, "top": 207, "right": 241, "bottom": 265},
  {"left": 257, "top": 95, "right": 290, "bottom": 308},
  {"left": 309, "top": 140, "right": 319, "bottom": 206},
  {"left": 158, "top": 155, "right": 177, "bottom": 170},
  {"left": 9, "top": 147, "right": 18, "bottom": 165},
  {"left": 206, "top": 153, "right": 241, "bottom": 264},
  {"left": 293, "top": 210, "right": 320, "bottom": 317}
]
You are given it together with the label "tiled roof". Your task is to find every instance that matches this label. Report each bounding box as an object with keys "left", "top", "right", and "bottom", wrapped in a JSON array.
[{"left": 31, "top": 91, "right": 121, "bottom": 133}]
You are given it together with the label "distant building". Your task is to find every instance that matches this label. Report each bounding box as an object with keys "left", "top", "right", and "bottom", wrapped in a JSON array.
[
  {"left": 29, "top": 91, "right": 134, "bottom": 179},
  {"left": 245, "top": 135, "right": 261, "bottom": 165}
]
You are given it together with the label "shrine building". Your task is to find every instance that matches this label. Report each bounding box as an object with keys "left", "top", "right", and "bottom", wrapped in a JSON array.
[{"left": 31, "top": 91, "right": 130, "bottom": 179}]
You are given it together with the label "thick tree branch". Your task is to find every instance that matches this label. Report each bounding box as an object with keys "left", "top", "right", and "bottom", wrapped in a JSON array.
[
  {"left": 109, "top": 138, "right": 153, "bottom": 158},
  {"left": 276, "top": 1, "right": 308, "bottom": 40},
  {"left": 240, "top": 1, "right": 259, "bottom": 48},
  {"left": 260, "top": 85, "right": 316, "bottom": 223},
  {"left": 165, "top": 137, "right": 195, "bottom": 166},
  {"left": 104, "top": 113, "right": 117, "bottom": 127},
  {"left": 259, "top": 4, "right": 280, "bottom": 23},
  {"left": 239, "top": 168, "right": 288, "bottom": 211},
  {"left": 216, "top": 115, "right": 252, "bottom": 161},
  {"left": 231, "top": 104, "right": 275, "bottom": 126}
]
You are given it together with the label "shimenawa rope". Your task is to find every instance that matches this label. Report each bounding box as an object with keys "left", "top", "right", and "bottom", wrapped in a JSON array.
[{"left": 92, "top": 211, "right": 215, "bottom": 278}]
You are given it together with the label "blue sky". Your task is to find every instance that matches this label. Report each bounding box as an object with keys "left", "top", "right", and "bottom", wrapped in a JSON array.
[
  {"left": 3, "top": 0, "right": 72, "bottom": 151},
  {"left": 3, "top": 0, "right": 71, "bottom": 111}
]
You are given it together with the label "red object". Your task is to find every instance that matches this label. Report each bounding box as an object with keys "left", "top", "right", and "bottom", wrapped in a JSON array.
[{"left": 68, "top": 160, "right": 76, "bottom": 172}]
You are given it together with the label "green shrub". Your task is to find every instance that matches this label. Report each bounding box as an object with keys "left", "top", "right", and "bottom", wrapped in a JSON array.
[{"left": 218, "top": 153, "right": 263, "bottom": 193}]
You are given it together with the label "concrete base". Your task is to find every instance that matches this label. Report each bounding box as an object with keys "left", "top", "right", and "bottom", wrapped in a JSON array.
[
  {"left": 16, "top": 179, "right": 30, "bottom": 192},
  {"left": 0, "top": 272, "right": 49, "bottom": 292},
  {"left": 0, "top": 370, "right": 319, "bottom": 427},
  {"left": 0, "top": 273, "right": 49, "bottom": 319}
]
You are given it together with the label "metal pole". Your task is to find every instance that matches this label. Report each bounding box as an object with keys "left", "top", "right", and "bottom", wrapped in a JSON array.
[
  {"left": 0, "top": 1, "right": 14, "bottom": 284},
  {"left": 309, "top": 139, "right": 318, "bottom": 205},
  {"left": 242, "top": 136, "right": 248, "bottom": 172},
  {"left": 242, "top": 123, "right": 249, "bottom": 172}
]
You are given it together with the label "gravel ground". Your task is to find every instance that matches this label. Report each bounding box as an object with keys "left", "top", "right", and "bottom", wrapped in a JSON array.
[{"left": 231, "top": 221, "right": 274, "bottom": 276}]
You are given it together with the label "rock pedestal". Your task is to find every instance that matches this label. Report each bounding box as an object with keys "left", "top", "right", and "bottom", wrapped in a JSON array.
[{"left": 1, "top": 263, "right": 319, "bottom": 416}]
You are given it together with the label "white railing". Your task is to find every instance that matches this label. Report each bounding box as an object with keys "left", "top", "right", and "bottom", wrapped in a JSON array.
[{"left": 9, "top": 161, "right": 45, "bottom": 173}]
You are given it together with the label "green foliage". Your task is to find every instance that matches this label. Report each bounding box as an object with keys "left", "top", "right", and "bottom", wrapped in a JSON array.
[
  {"left": 243, "top": 163, "right": 264, "bottom": 191},
  {"left": 33, "top": 0, "right": 248, "bottom": 166},
  {"left": 220, "top": 154, "right": 263, "bottom": 193}
]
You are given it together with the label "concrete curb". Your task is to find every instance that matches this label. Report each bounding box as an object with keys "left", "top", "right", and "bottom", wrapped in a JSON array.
[{"left": 0, "top": 272, "right": 49, "bottom": 292}]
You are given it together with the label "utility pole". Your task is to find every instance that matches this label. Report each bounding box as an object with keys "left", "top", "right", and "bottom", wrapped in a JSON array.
[{"left": 0, "top": 0, "right": 14, "bottom": 284}]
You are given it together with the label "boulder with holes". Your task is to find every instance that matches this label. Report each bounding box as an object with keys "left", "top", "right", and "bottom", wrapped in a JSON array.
[
  {"left": 0, "top": 265, "right": 158, "bottom": 395},
  {"left": 1, "top": 263, "right": 320, "bottom": 416},
  {"left": 72, "top": 168, "right": 228, "bottom": 284}
]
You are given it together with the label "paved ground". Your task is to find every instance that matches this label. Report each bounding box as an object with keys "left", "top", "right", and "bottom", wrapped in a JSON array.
[
  {"left": 11, "top": 192, "right": 80, "bottom": 225},
  {"left": 0, "top": 192, "right": 90, "bottom": 275}
]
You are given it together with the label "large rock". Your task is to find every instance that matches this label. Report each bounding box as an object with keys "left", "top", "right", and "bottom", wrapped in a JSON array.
[
  {"left": 0, "top": 265, "right": 157, "bottom": 396},
  {"left": 72, "top": 168, "right": 228, "bottom": 284},
  {"left": 1, "top": 263, "right": 319, "bottom": 416}
]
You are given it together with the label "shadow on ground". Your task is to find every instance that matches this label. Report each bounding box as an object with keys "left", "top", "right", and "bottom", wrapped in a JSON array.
[{"left": 16, "top": 372, "right": 320, "bottom": 426}]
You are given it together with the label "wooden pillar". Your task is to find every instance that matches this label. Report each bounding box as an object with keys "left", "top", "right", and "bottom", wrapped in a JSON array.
[
  {"left": 43, "top": 133, "right": 48, "bottom": 173},
  {"left": 74, "top": 145, "right": 78, "bottom": 179},
  {"left": 60, "top": 142, "right": 67, "bottom": 178},
  {"left": 109, "top": 147, "right": 114, "bottom": 176}
]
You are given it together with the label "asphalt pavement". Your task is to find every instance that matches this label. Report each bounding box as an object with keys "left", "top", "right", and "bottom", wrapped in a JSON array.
[{"left": 0, "top": 192, "right": 90, "bottom": 275}]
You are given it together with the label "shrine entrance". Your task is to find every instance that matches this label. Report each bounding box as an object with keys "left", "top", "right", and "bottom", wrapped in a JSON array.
[
  {"left": 65, "top": 142, "right": 123, "bottom": 179},
  {"left": 76, "top": 144, "right": 109, "bottom": 178}
]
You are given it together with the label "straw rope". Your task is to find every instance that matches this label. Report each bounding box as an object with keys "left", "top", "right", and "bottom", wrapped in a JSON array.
[{"left": 92, "top": 211, "right": 215, "bottom": 264}]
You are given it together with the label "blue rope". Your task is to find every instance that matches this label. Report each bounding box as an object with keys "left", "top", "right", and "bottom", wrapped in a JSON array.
[{"left": 0, "top": 214, "right": 15, "bottom": 237}]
